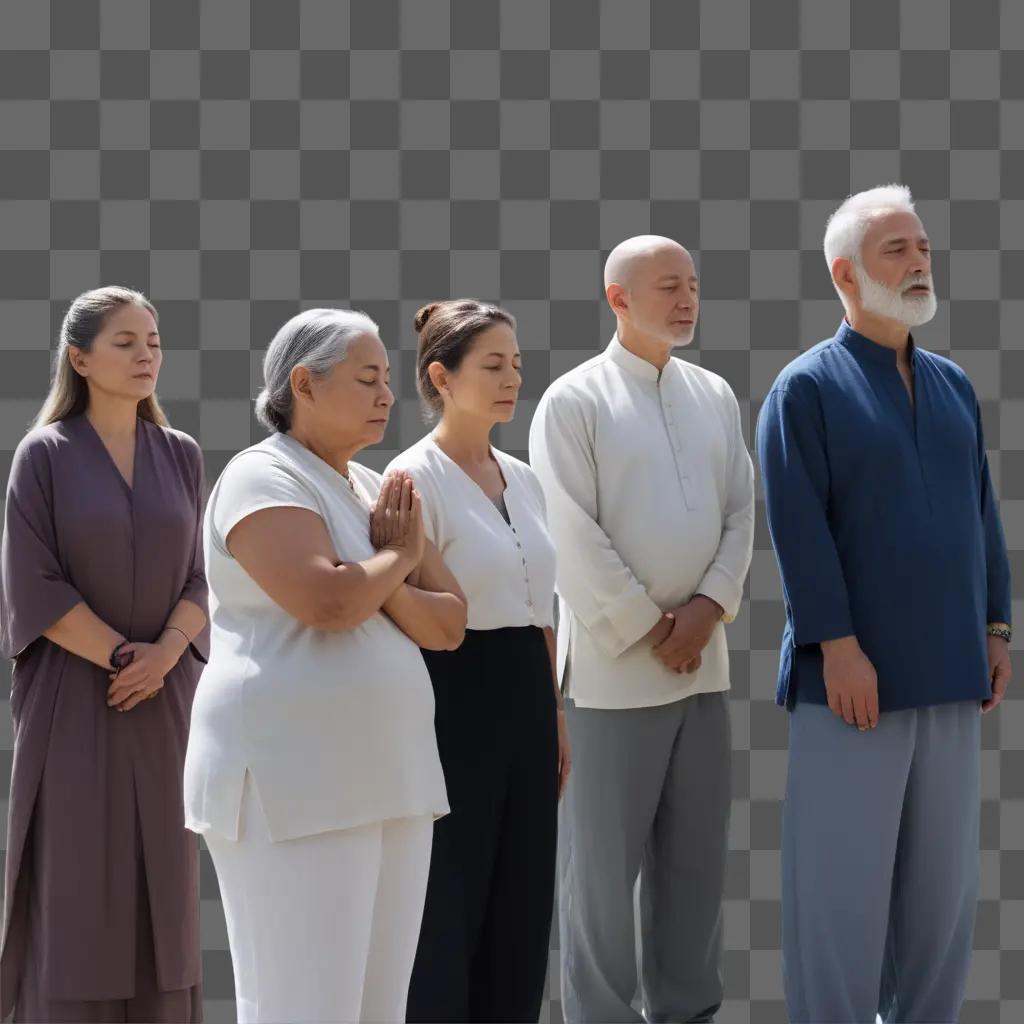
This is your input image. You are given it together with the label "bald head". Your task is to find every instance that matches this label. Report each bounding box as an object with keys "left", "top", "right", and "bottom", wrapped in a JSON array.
[
  {"left": 604, "top": 235, "right": 699, "bottom": 350},
  {"left": 604, "top": 235, "right": 691, "bottom": 291}
]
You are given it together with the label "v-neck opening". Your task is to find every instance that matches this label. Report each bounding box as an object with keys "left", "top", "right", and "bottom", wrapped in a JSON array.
[
  {"left": 80, "top": 413, "right": 140, "bottom": 496},
  {"left": 429, "top": 435, "right": 513, "bottom": 528}
]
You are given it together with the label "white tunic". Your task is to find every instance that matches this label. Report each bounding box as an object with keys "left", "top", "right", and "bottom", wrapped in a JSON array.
[
  {"left": 183, "top": 431, "right": 449, "bottom": 842},
  {"left": 528, "top": 335, "right": 755, "bottom": 710},
  {"left": 384, "top": 434, "right": 556, "bottom": 632}
]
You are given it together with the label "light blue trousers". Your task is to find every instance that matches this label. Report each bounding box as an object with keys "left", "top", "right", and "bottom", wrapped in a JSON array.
[{"left": 782, "top": 699, "right": 981, "bottom": 1023}]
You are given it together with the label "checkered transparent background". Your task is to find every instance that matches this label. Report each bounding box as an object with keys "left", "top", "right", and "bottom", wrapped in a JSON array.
[{"left": 1, "top": 1, "right": 1023, "bottom": 1020}]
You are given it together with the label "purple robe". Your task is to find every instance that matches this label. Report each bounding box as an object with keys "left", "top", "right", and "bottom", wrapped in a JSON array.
[{"left": 0, "top": 413, "right": 209, "bottom": 1014}]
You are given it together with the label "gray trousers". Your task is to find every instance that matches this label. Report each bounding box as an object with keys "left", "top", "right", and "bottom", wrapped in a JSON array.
[
  {"left": 558, "top": 691, "right": 731, "bottom": 1023},
  {"left": 783, "top": 699, "right": 981, "bottom": 1023}
]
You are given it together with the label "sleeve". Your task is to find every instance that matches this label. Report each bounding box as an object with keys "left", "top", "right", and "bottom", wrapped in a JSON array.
[
  {"left": 755, "top": 384, "right": 856, "bottom": 646},
  {"left": 528, "top": 387, "right": 663, "bottom": 658},
  {"left": 975, "top": 399, "right": 1012, "bottom": 627},
  {"left": 178, "top": 441, "right": 211, "bottom": 663},
  {"left": 695, "top": 386, "right": 755, "bottom": 623},
  {"left": 0, "top": 438, "right": 87, "bottom": 660},
  {"left": 210, "top": 451, "right": 323, "bottom": 557}
]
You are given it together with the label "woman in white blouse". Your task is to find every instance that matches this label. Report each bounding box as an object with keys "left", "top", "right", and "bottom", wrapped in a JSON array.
[
  {"left": 182, "top": 308, "right": 467, "bottom": 1023},
  {"left": 385, "top": 299, "right": 570, "bottom": 1023}
]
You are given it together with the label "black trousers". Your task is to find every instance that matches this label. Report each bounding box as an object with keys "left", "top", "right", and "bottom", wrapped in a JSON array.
[{"left": 406, "top": 626, "right": 559, "bottom": 1023}]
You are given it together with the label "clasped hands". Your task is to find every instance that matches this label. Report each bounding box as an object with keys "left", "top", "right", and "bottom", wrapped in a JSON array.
[
  {"left": 369, "top": 470, "right": 426, "bottom": 578},
  {"left": 106, "top": 637, "right": 180, "bottom": 712},
  {"left": 646, "top": 595, "right": 723, "bottom": 674}
]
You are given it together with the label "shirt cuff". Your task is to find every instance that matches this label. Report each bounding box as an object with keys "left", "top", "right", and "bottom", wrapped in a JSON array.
[
  {"left": 696, "top": 564, "right": 743, "bottom": 624},
  {"left": 590, "top": 588, "right": 664, "bottom": 659}
]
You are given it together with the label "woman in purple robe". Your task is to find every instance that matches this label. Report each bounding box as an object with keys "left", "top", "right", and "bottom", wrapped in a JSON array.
[{"left": 0, "top": 286, "right": 209, "bottom": 1021}]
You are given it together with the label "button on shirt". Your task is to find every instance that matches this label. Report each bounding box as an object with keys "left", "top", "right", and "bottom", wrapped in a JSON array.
[
  {"left": 528, "top": 335, "right": 756, "bottom": 710},
  {"left": 756, "top": 320, "right": 1013, "bottom": 713},
  {"left": 385, "top": 435, "right": 556, "bottom": 632}
]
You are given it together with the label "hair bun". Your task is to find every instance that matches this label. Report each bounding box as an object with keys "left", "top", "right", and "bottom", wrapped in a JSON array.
[{"left": 414, "top": 302, "right": 440, "bottom": 333}]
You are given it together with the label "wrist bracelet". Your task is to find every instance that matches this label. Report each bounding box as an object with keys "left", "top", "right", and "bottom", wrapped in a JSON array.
[
  {"left": 109, "top": 639, "right": 130, "bottom": 669},
  {"left": 162, "top": 625, "right": 191, "bottom": 645},
  {"left": 987, "top": 623, "right": 1012, "bottom": 643}
]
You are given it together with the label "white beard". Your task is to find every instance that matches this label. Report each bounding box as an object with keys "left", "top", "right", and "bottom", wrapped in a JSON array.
[
  {"left": 671, "top": 325, "right": 695, "bottom": 348},
  {"left": 853, "top": 262, "right": 937, "bottom": 327}
]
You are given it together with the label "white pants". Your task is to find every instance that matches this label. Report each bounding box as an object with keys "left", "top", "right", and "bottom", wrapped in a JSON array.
[{"left": 204, "top": 771, "right": 434, "bottom": 1023}]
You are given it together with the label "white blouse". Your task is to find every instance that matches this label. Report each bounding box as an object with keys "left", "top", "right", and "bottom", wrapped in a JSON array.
[
  {"left": 183, "top": 431, "right": 449, "bottom": 843},
  {"left": 384, "top": 434, "right": 557, "bottom": 632}
]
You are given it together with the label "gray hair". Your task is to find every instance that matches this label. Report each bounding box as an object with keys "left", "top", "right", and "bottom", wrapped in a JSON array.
[
  {"left": 823, "top": 184, "right": 916, "bottom": 268},
  {"left": 254, "top": 308, "right": 380, "bottom": 433}
]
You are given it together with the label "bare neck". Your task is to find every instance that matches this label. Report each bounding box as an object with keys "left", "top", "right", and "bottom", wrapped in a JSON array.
[
  {"left": 432, "top": 412, "right": 496, "bottom": 467},
  {"left": 616, "top": 321, "right": 672, "bottom": 370},
  {"left": 846, "top": 310, "right": 912, "bottom": 367},
  {"left": 286, "top": 423, "right": 359, "bottom": 479},
  {"left": 84, "top": 396, "right": 141, "bottom": 441}
]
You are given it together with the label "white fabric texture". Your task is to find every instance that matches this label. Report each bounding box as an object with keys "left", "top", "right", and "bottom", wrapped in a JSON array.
[
  {"left": 528, "top": 334, "right": 755, "bottom": 709},
  {"left": 205, "top": 770, "right": 433, "bottom": 1024},
  {"left": 183, "top": 431, "right": 449, "bottom": 842},
  {"left": 385, "top": 434, "right": 557, "bottom": 631}
]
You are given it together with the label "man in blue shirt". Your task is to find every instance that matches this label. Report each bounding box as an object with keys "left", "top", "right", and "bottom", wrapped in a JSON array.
[{"left": 757, "top": 184, "right": 1012, "bottom": 1023}]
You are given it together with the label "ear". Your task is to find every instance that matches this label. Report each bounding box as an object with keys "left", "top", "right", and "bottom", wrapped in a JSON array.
[
  {"left": 67, "top": 346, "right": 87, "bottom": 378},
  {"left": 606, "top": 282, "right": 629, "bottom": 317},
  {"left": 290, "top": 364, "right": 314, "bottom": 405},
  {"left": 426, "top": 360, "right": 448, "bottom": 396},
  {"left": 831, "top": 256, "right": 858, "bottom": 306}
]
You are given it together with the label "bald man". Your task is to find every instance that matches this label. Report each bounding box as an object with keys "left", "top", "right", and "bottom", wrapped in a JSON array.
[{"left": 529, "top": 236, "right": 754, "bottom": 1022}]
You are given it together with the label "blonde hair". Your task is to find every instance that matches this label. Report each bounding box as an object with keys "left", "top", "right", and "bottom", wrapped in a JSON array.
[{"left": 33, "top": 286, "right": 169, "bottom": 430}]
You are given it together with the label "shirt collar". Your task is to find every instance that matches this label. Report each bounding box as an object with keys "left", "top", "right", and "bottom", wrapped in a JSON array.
[
  {"left": 835, "top": 318, "right": 917, "bottom": 368},
  {"left": 605, "top": 334, "right": 666, "bottom": 382}
]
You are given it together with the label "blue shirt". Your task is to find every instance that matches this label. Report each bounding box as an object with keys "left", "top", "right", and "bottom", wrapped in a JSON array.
[{"left": 756, "top": 320, "right": 1012, "bottom": 712}]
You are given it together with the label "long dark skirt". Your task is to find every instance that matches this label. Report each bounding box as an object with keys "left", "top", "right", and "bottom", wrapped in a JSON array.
[
  {"left": 406, "top": 625, "right": 559, "bottom": 1023},
  {"left": 13, "top": 809, "right": 203, "bottom": 1023}
]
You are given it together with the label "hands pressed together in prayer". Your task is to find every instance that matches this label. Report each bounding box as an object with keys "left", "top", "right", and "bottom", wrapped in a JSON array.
[
  {"left": 645, "top": 594, "right": 724, "bottom": 674},
  {"left": 370, "top": 469, "right": 426, "bottom": 576}
]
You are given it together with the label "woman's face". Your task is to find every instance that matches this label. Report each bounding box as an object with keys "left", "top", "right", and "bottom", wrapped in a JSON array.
[
  {"left": 297, "top": 332, "right": 395, "bottom": 450},
  {"left": 70, "top": 303, "right": 162, "bottom": 403},
  {"left": 433, "top": 322, "right": 522, "bottom": 426}
]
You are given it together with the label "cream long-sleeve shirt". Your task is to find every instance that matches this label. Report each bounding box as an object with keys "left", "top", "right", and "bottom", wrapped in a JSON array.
[{"left": 528, "top": 334, "right": 755, "bottom": 709}]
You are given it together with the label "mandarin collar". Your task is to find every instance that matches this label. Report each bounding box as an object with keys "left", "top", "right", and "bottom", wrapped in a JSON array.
[
  {"left": 605, "top": 334, "right": 670, "bottom": 382},
  {"left": 835, "top": 319, "right": 916, "bottom": 368}
]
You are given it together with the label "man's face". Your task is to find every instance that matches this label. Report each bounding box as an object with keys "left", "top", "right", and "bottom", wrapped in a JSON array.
[
  {"left": 620, "top": 246, "right": 699, "bottom": 347},
  {"left": 854, "top": 210, "right": 936, "bottom": 327}
]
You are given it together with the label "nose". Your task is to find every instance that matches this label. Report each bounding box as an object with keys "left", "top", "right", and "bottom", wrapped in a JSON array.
[{"left": 380, "top": 384, "right": 395, "bottom": 406}]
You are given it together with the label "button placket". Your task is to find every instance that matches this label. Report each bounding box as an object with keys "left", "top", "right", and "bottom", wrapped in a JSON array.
[
  {"left": 662, "top": 386, "right": 695, "bottom": 511},
  {"left": 508, "top": 518, "right": 533, "bottom": 611}
]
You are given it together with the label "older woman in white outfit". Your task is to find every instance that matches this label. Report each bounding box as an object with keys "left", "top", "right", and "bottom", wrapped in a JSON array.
[{"left": 183, "top": 308, "right": 467, "bottom": 1023}]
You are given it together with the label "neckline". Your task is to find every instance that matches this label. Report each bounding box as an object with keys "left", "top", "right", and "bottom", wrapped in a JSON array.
[
  {"left": 835, "top": 319, "right": 917, "bottom": 369},
  {"left": 428, "top": 433, "right": 512, "bottom": 518},
  {"left": 275, "top": 431, "right": 365, "bottom": 504},
  {"left": 606, "top": 333, "right": 669, "bottom": 382},
  {"left": 79, "top": 413, "right": 142, "bottom": 495}
]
